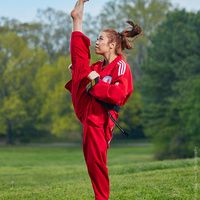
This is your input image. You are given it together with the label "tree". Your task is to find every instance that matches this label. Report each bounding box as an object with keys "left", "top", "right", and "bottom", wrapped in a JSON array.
[
  {"left": 97, "top": 0, "right": 171, "bottom": 76},
  {"left": 95, "top": 0, "right": 171, "bottom": 138},
  {"left": 118, "top": 89, "right": 144, "bottom": 138},
  {"left": 0, "top": 13, "right": 97, "bottom": 143},
  {"left": 0, "top": 8, "right": 72, "bottom": 61},
  {"left": 34, "top": 56, "right": 82, "bottom": 141},
  {"left": 0, "top": 94, "right": 28, "bottom": 144},
  {"left": 36, "top": 8, "right": 72, "bottom": 60},
  {"left": 0, "top": 1, "right": 173, "bottom": 143},
  {"left": 141, "top": 10, "right": 200, "bottom": 159},
  {"left": 0, "top": 31, "right": 48, "bottom": 143}
]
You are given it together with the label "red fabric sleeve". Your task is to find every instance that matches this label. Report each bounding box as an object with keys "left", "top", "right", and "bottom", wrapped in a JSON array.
[
  {"left": 89, "top": 67, "right": 133, "bottom": 106},
  {"left": 65, "top": 80, "right": 72, "bottom": 93},
  {"left": 70, "top": 31, "right": 92, "bottom": 79}
]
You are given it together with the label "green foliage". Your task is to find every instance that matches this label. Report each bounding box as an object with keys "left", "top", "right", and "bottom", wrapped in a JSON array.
[
  {"left": 118, "top": 89, "right": 144, "bottom": 138},
  {"left": 36, "top": 8, "right": 72, "bottom": 60},
  {"left": 0, "top": 94, "right": 27, "bottom": 138},
  {"left": 97, "top": 0, "right": 171, "bottom": 73},
  {"left": 0, "top": 2, "right": 176, "bottom": 143},
  {"left": 94, "top": 0, "right": 171, "bottom": 138},
  {"left": 0, "top": 29, "right": 80, "bottom": 143},
  {"left": 0, "top": 31, "right": 47, "bottom": 143},
  {"left": 35, "top": 57, "right": 81, "bottom": 139},
  {"left": 142, "top": 10, "right": 200, "bottom": 159},
  {"left": 1, "top": 8, "right": 71, "bottom": 61}
]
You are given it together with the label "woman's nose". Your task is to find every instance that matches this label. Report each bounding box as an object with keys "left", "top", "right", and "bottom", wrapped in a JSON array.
[{"left": 96, "top": 39, "right": 99, "bottom": 45}]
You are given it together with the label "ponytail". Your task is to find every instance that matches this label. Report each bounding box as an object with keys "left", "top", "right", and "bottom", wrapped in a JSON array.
[
  {"left": 119, "top": 20, "right": 142, "bottom": 50},
  {"left": 103, "top": 20, "right": 142, "bottom": 56}
]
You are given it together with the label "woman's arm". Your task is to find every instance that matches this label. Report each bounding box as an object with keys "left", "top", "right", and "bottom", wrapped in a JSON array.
[{"left": 88, "top": 67, "right": 133, "bottom": 106}]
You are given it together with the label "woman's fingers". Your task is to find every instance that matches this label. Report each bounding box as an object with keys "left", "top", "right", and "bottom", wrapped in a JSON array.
[{"left": 88, "top": 71, "right": 100, "bottom": 80}]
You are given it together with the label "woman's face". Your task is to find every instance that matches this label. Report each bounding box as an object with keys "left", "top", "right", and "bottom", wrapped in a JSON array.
[{"left": 95, "top": 32, "right": 111, "bottom": 55}]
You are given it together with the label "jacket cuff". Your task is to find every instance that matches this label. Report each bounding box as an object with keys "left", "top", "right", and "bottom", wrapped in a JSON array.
[{"left": 86, "top": 77, "right": 100, "bottom": 92}]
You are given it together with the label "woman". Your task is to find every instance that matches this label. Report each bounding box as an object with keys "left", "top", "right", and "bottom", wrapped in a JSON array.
[{"left": 65, "top": 0, "right": 142, "bottom": 199}]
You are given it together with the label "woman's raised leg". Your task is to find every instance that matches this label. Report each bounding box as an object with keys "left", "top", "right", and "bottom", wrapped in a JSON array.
[
  {"left": 69, "top": 0, "right": 92, "bottom": 121},
  {"left": 71, "top": 0, "right": 89, "bottom": 32}
]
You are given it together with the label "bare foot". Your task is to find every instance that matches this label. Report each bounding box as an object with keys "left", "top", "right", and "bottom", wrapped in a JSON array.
[{"left": 71, "top": 0, "right": 89, "bottom": 20}]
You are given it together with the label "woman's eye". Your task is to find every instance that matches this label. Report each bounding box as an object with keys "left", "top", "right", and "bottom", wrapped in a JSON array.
[{"left": 96, "top": 36, "right": 103, "bottom": 41}]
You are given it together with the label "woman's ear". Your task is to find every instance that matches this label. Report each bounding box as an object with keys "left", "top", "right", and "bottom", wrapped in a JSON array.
[{"left": 109, "top": 42, "right": 116, "bottom": 50}]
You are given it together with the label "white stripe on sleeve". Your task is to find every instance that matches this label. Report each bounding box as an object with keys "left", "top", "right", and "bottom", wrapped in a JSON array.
[{"left": 118, "top": 60, "right": 126, "bottom": 76}]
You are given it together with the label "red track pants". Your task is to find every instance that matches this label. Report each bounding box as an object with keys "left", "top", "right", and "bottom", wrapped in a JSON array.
[{"left": 70, "top": 31, "right": 110, "bottom": 200}]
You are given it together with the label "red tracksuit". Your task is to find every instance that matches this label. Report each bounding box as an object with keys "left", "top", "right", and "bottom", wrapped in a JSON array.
[{"left": 65, "top": 31, "right": 133, "bottom": 200}]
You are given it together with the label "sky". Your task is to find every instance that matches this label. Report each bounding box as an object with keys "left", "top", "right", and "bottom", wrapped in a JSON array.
[{"left": 0, "top": 0, "right": 199, "bottom": 22}]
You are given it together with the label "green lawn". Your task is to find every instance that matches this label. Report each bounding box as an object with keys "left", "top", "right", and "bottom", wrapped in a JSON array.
[{"left": 0, "top": 143, "right": 199, "bottom": 200}]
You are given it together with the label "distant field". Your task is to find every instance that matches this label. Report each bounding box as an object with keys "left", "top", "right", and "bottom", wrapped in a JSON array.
[{"left": 0, "top": 143, "right": 199, "bottom": 200}]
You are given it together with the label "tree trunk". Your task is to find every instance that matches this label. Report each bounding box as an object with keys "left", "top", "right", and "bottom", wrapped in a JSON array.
[{"left": 6, "top": 120, "right": 14, "bottom": 144}]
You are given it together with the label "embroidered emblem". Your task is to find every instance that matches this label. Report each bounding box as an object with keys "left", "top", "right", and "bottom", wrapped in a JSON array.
[{"left": 102, "top": 75, "right": 112, "bottom": 84}]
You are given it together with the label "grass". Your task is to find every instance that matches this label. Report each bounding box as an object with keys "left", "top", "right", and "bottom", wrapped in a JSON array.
[{"left": 0, "top": 142, "right": 199, "bottom": 200}]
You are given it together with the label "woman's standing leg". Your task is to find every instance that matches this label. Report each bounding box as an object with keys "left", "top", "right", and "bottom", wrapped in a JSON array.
[{"left": 83, "top": 124, "right": 110, "bottom": 200}]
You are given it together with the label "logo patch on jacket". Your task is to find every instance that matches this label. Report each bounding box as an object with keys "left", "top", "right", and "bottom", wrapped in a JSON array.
[{"left": 102, "top": 76, "right": 112, "bottom": 84}]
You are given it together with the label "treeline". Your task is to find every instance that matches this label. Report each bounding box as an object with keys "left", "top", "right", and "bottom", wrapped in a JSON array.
[
  {"left": 0, "top": 0, "right": 199, "bottom": 159},
  {"left": 142, "top": 10, "right": 200, "bottom": 159}
]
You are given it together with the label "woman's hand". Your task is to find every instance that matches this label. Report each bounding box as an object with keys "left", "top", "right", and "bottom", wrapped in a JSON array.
[
  {"left": 88, "top": 71, "right": 100, "bottom": 80},
  {"left": 68, "top": 64, "right": 72, "bottom": 74}
]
